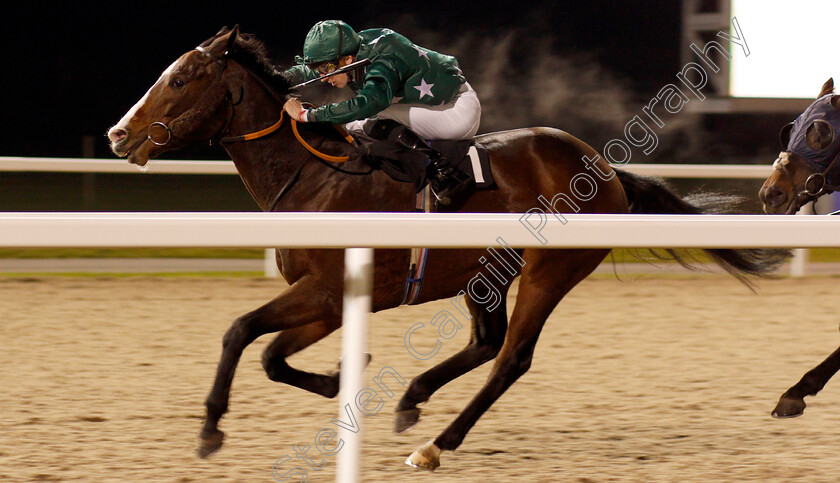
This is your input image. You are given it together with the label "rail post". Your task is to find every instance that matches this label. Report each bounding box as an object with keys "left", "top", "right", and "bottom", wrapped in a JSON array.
[{"left": 336, "top": 248, "right": 373, "bottom": 483}]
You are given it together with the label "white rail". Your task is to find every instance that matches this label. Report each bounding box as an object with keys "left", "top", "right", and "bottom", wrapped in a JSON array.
[
  {"left": 0, "top": 212, "right": 836, "bottom": 248},
  {"left": 0, "top": 157, "right": 239, "bottom": 174},
  {"left": 0, "top": 157, "right": 772, "bottom": 178},
  {"left": 0, "top": 157, "right": 826, "bottom": 278}
]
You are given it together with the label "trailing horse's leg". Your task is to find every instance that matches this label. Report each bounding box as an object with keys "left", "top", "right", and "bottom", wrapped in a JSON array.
[
  {"left": 406, "top": 249, "right": 607, "bottom": 470},
  {"left": 198, "top": 277, "right": 339, "bottom": 458},
  {"left": 261, "top": 320, "right": 370, "bottom": 398},
  {"left": 772, "top": 345, "right": 840, "bottom": 418},
  {"left": 395, "top": 294, "right": 508, "bottom": 433}
]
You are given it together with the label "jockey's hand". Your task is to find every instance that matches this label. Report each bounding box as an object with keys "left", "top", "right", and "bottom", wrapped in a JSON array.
[{"left": 283, "top": 98, "right": 309, "bottom": 122}]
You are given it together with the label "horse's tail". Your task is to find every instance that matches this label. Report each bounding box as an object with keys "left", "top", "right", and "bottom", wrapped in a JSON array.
[{"left": 614, "top": 169, "right": 791, "bottom": 287}]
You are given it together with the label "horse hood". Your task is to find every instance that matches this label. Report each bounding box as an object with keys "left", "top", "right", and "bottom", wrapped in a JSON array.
[{"left": 785, "top": 94, "right": 840, "bottom": 173}]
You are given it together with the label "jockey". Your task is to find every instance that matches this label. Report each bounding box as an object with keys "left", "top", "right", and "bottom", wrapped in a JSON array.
[{"left": 283, "top": 20, "right": 481, "bottom": 204}]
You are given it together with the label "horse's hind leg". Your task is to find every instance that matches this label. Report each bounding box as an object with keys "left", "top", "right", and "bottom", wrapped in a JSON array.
[
  {"left": 395, "top": 294, "right": 508, "bottom": 433},
  {"left": 406, "top": 249, "right": 608, "bottom": 470},
  {"left": 772, "top": 345, "right": 840, "bottom": 418},
  {"left": 199, "top": 276, "right": 340, "bottom": 458},
  {"left": 261, "top": 320, "right": 370, "bottom": 398},
  {"left": 261, "top": 320, "right": 341, "bottom": 397}
]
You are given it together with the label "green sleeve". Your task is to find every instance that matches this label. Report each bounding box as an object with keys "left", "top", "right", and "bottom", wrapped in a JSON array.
[
  {"left": 307, "top": 56, "right": 403, "bottom": 124},
  {"left": 283, "top": 64, "right": 319, "bottom": 85}
]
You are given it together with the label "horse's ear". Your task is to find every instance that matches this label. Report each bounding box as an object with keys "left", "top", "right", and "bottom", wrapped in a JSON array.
[
  {"left": 199, "top": 27, "right": 228, "bottom": 48},
  {"left": 819, "top": 78, "right": 834, "bottom": 98},
  {"left": 206, "top": 25, "right": 238, "bottom": 57},
  {"left": 226, "top": 25, "right": 240, "bottom": 53}
]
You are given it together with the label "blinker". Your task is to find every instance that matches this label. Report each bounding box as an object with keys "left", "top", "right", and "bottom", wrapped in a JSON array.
[{"left": 782, "top": 94, "right": 840, "bottom": 171}]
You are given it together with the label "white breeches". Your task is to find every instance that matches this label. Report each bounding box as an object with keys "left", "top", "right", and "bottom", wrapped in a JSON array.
[{"left": 344, "top": 82, "right": 481, "bottom": 140}]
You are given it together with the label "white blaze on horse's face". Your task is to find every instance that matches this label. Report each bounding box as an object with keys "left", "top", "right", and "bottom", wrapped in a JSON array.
[{"left": 106, "top": 57, "right": 184, "bottom": 165}]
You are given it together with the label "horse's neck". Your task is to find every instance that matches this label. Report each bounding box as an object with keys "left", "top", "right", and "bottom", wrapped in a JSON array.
[
  {"left": 221, "top": 75, "right": 412, "bottom": 213},
  {"left": 219, "top": 84, "right": 303, "bottom": 211}
]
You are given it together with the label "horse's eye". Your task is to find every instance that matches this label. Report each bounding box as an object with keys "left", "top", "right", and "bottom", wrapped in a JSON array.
[{"left": 171, "top": 78, "right": 185, "bottom": 88}]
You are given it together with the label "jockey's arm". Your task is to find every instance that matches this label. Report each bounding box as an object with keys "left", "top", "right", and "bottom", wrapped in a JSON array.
[
  {"left": 292, "top": 56, "right": 401, "bottom": 125},
  {"left": 282, "top": 64, "right": 319, "bottom": 85},
  {"left": 307, "top": 77, "right": 394, "bottom": 124}
]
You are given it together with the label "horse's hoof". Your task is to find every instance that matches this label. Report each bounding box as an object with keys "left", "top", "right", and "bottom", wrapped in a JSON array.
[
  {"left": 394, "top": 408, "right": 421, "bottom": 434},
  {"left": 771, "top": 396, "right": 806, "bottom": 418},
  {"left": 405, "top": 439, "right": 441, "bottom": 471},
  {"left": 197, "top": 429, "right": 225, "bottom": 458}
]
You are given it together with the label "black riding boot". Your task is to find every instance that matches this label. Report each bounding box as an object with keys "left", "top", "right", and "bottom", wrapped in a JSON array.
[{"left": 366, "top": 120, "right": 471, "bottom": 204}]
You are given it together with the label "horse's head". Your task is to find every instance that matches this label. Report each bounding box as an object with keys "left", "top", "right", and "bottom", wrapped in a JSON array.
[
  {"left": 759, "top": 78, "right": 840, "bottom": 214},
  {"left": 107, "top": 26, "right": 245, "bottom": 166}
]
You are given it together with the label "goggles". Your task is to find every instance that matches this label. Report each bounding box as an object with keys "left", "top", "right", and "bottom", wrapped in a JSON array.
[{"left": 314, "top": 60, "right": 340, "bottom": 75}]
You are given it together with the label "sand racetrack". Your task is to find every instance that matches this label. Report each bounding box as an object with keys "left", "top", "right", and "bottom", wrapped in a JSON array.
[{"left": 2, "top": 273, "right": 840, "bottom": 482}]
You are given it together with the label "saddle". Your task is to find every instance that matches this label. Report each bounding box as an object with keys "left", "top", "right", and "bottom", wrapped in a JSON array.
[{"left": 357, "top": 125, "right": 495, "bottom": 195}]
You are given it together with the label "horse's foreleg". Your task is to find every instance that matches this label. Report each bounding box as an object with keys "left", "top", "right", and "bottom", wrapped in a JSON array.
[
  {"left": 198, "top": 278, "right": 340, "bottom": 458},
  {"left": 395, "top": 295, "right": 508, "bottom": 433},
  {"left": 772, "top": 345, "right": 840, "bottom": 418}
]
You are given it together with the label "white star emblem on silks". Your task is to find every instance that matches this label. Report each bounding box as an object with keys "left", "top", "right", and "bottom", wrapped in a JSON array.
[
  {"left": 413, "top": 78, "right": 435, "bottom": 99},
  {"left": 412, "top": 45, "right": 429, "bottom": 59}
]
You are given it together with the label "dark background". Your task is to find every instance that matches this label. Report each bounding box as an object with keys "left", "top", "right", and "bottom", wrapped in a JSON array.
[
  {"left": 5, "top": 1, "right": 683, "bottom": 158},
  {"left": 2, "top": 1, "right": 780, "bottom": 211}
]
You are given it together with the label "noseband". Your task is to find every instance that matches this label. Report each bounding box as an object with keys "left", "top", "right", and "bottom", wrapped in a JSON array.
[
  {"left": 145, "top": 46, "right": 242, "bottom": 147},
  {"left": 774, "top": 151, "right": 840, "bottom": 214},
  {"left": 142, "top": 45, "right": 365, "bottom": 210}
]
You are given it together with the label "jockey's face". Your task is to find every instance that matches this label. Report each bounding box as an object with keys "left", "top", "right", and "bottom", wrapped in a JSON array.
[
  {"left": 324, "top": 73, "right": 349, "bottom": 88},
  {"left": 319, "top": 56, "right": 354, "bottom": 89}
]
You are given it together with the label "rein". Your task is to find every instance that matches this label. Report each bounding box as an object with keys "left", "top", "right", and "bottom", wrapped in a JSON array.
[
  {"left": 146, "top": 46, "right": 375, "bottom": 210},
  {"left": 149, "top": 47, "right": 356, "bottom": 163},
  {"left": 776, "top": 150, "right": 840, "bottom": 214},
  {"left": 218, "top": 110, "right": 368, "bottom": 173}
]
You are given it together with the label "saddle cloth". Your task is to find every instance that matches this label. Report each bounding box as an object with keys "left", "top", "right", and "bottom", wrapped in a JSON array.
[
  {"left": 428, "top": 140, "right": 495, "bottom": 190},
  {"left": 365, "top": 139, "right": 495, "bottom": 192}
]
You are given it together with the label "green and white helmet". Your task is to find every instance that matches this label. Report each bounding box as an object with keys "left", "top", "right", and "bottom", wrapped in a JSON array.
[{"left": 298, "top": 20, "right": 361, "bottom": 65}]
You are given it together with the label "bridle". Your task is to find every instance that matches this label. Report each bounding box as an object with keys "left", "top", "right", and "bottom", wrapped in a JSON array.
[
  {"left": 144, "top": 44, "right": 371, "bottom": 211},
  {"left": 774, "top": 150, "right": 840, "bottom": 215},
  {"left": 146, "top": 46, "right": 257, "bottom": 147}
]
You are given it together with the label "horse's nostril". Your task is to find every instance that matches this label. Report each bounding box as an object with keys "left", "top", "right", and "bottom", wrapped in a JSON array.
[
  {"left": 763, "top": 187, "right": 785, "bottom": 206},
  {"left": 108, "top": 127, "right": 127, "bottom": 144}
]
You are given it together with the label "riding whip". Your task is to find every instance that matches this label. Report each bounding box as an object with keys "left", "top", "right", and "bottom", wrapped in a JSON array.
[{"left": 291, "top": 58, "right": 372, "bottom": 89}]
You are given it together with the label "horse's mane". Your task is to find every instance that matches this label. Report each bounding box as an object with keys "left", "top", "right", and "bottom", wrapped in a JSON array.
[
  {"left": 202, "top": 28, "right": 357, "bottom": 151},
  {"left": 203, "top": 27, "right": 292, "bottom": 97}
]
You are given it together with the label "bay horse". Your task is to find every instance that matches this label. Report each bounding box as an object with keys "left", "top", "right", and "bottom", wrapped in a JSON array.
[
  {"left": 108, "top": 27, "right": 787, "bottom": 470},
  {"left": 759, "top": 78, "right": 840, "bottom": 419}
]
